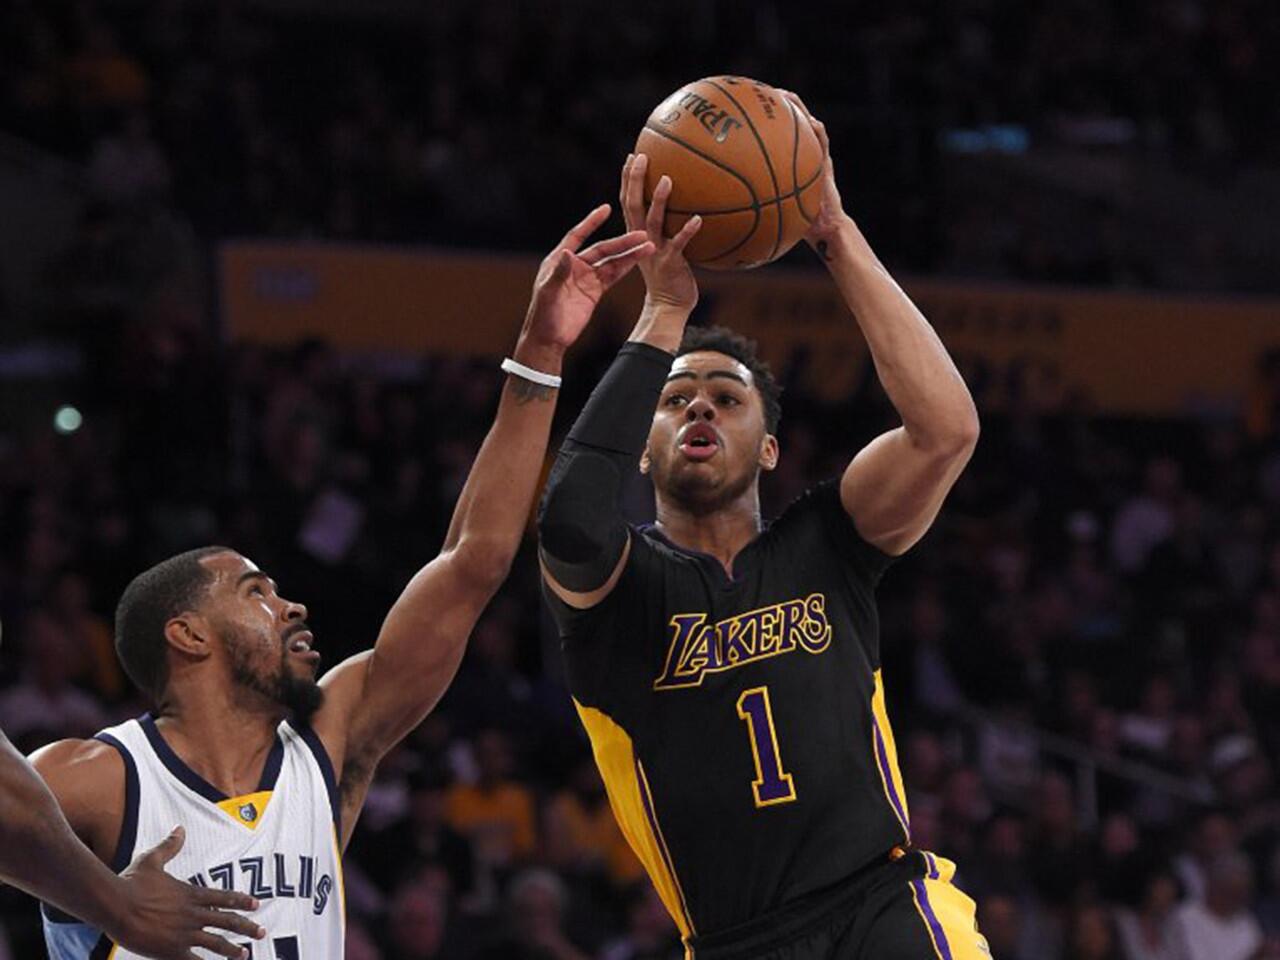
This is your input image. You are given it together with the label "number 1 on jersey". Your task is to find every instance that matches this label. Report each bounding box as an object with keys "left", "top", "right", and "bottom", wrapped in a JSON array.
[{"left": 736, "top": 686, "right": 797, "bottom": 807}]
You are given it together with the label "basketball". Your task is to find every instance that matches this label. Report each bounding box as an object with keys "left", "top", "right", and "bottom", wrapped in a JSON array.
[{"left": 635, "top": 76, "right": 826, "bottom": 270}]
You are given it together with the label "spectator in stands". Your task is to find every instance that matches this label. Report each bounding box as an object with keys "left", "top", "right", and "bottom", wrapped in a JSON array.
[
  {"left": 1115, "top": 867, "right": 1189, "bottom": 960},
  {"left": 542, "top": 755, "right": 642, "bottom": 887},
  {"left": 599, "top": 884, "right": 682, "bottom": 960},
  {"left": 469, "top": 868, "right": 589, "bottom": 960},
  {"left": 445, "top": 729, "right": 537, "bottom": 871},
  {"left": 1175, "top": 852, "right": 1264, "bottom": 960}
]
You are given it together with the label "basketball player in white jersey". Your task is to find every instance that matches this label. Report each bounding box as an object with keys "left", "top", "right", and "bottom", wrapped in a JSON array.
[
  {"left": 30, "top": 205, "right": 655, "bottom": 960},
  {"left": 0, "top": 686, "right": 261, "bottom": 959}
]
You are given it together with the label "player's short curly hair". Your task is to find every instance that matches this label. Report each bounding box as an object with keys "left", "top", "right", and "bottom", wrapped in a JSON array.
[
  {"left": 677, "top": 325, "right": 782, "bottom": 432},
  {"left": 115, "top": 546, "right": 229, "bottom": 702}
]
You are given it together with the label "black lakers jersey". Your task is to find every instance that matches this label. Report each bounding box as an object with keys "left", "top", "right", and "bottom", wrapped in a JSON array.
[{"left": 549, "top": 480, "right": 910, "bottom": 941}]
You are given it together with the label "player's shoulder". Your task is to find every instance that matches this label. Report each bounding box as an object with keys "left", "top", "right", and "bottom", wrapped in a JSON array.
[
  {"left": 30, "top": 737, "right": 127, "bottom": 833},
  {"left": 30, "top": 735, "right": 125, "bottom": 778}
]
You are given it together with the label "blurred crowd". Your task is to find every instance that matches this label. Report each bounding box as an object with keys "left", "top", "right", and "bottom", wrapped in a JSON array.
[
  {"left": 3, "top": 0, "right": 1280, "bottom": 287},
  {"left": 1, "top": 306, "right": 1280, "bottom": 959},
  {"left": 4, "top": 1, "right": 1280, "bottom": 959}
]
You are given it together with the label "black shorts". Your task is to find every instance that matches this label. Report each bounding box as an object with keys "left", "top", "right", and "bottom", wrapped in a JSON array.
[{"left": 687, "top": 850, "right": 990, "bottom": 960}]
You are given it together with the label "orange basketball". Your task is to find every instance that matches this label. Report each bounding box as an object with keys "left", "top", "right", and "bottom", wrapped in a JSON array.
[{"left": 635, "top": 76, "right": 826, "bottom": 270}]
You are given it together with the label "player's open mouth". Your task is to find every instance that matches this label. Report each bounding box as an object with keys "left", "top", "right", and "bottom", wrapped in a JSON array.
[
  {"left": 288, "top": 630, "right": 321, "bottom": 662},
  {"left": 678, "top": 424, "right": 720, "bottom": 461}
]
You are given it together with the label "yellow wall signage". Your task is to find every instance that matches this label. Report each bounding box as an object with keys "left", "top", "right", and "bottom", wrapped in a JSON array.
[{"left": 220, "top": 242, "right": 1280, "bottom": 416}]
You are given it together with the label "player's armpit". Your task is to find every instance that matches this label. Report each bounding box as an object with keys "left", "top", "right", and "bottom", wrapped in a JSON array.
[
  {"left": 311, "top": 551, "right": 498, "bottom": 835},
  {"left": 839, "top": 426, "right": 976, "bottom": 557},
  {"left": 540, "top": 536, "right": 631, "bottom": 611},
  {"left": 27, "top": 738, "right": 126, "bottom": 862}
]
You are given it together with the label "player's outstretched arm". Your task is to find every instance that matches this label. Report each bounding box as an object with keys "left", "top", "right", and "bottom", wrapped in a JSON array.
[
  {"left": 539, "top": 154, "right": 702, "bottom": 610},
  {"left": 311, "top": 208, "right": 653, "bottom": 841},
  {"left": 18, "top": 735, "right": 264, "bottom": 959},
  {"left": 784, "top": 93, "right": 979, "bottom": 557}
]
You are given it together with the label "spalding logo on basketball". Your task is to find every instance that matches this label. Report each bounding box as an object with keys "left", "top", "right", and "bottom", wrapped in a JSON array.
[{"left": 636, "top": 76, "right": 826, "bottom": 270}]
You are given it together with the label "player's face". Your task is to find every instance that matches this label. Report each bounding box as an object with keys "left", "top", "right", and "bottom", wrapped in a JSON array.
[
  {"left": 199, "top": 552, "right": 324, "bottom": 721},
  {"left": 643, "top": 351, "right": 777, "bottom": 509}
]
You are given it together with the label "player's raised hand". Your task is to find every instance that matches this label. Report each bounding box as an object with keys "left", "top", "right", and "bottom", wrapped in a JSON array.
[
  {"left": 778, "top": 91, "right": 848, "bottom": 254},
  {"left": 110, "top": 825, "right": 265, "bottom": 960},
  {"left": 621, "top": 153, "right": 702, "bottom": 313},
  {"left": 523, "top": 204, "right": 654, "bottom": 351}
]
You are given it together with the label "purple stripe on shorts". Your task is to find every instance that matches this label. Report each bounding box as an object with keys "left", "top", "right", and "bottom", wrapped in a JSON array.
[
  {"left": 873, "top": 722, "right": 911, "bottom": 834},
  {"left": 912, "top": 878, "right": 955, "bottom": 960}
]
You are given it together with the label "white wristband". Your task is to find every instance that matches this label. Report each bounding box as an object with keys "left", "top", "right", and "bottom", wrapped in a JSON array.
[{"left": 501, "top": 357, "right": 562, "bottom": 389}]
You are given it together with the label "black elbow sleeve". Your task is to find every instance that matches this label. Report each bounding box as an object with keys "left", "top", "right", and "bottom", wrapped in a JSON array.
[{"left": 538, "top": 340, "right": 674, "bottom": 592}]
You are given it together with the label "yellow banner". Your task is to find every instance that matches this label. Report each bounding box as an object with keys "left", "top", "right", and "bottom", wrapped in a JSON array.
[{"left": 220, "top": 242, "right": 1280, "bottom": 415}]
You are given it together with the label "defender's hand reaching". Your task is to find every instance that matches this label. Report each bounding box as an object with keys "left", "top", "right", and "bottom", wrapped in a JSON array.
[{"left": 522, "top": 204, "right": 654, "bottom": 354}]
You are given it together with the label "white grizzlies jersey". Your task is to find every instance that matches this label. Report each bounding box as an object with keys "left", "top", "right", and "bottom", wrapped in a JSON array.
[{"left": 43, "top": 714, "right": 345, "bottom": 960}]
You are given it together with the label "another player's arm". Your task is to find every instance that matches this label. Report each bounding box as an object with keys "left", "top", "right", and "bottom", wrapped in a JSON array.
[
  {"left": 787, "top": 95, "right": 979, "bottom": 556},
  {"left": 26, "top": 737, "right": 264, "bottom": 960},
  {"left": 540, "top": 153, "right": 702, "bottom": 610},
  {"left": 310, "top": 207, "right": 654, "bottom": 845}
]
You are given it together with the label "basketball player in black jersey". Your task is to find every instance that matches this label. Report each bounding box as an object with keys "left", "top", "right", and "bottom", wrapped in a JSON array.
[{"left": 538, "top": 96, "right": 990, "bottom": 959}]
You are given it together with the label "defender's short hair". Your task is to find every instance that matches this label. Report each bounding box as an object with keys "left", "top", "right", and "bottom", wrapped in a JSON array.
[
  {"left": 677, "top": 325, "right": 782, "bottom": 432},
  {"left": 114, "top": 546, "right": 230, "bottom": 702}
]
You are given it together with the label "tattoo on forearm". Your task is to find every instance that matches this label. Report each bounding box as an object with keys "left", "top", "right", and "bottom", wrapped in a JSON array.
[
  {"left": 508, "top": 377, "right": 558, "bottom": 404},
  {"left": 816, "top": 240, "right": 833, "bottom": 262}
]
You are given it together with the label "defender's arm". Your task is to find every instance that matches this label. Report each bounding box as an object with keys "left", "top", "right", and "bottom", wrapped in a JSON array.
[{"left": 311, "top": 208, "right": 653, "bottom": 843}]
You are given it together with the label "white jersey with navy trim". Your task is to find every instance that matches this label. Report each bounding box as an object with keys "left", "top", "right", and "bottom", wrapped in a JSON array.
[{"left": 43, "top": 714, "right": 345, "bottom": 960}]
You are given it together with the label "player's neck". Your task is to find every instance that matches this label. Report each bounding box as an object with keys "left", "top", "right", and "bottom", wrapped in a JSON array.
[
  {"left": 655, "top": 490, "right": 762, "bottom": 576},
  {"left": 154, "top": 685, "right": 285, "bottom": 798}
]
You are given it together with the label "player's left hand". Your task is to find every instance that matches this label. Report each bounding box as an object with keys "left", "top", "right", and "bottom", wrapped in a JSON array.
[
  {"left": 779, "top": 91, "right": 850, "bottom": 255},
  {"left": 522, "top": 205, "right": 654, "bottom": 352}
]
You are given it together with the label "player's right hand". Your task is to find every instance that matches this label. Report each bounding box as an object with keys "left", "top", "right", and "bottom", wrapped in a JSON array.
[
  {"left": 109, "top": 826, "right": 265, "bottom": 960},
  {"left": 621, "top": 153, "right": 701, "bottom": 314}
]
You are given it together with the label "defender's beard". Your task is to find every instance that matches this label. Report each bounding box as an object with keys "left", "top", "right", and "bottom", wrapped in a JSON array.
[{"left": 227, "top": 632, "right": 325, "bottom": 724}]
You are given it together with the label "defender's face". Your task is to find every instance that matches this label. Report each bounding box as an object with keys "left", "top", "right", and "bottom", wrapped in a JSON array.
[
  {"left": 643, "top": 351, "right": 777, "bottom": 507},
  {"left": 198, "top": 552, "right": 323, "bottom": 713}
]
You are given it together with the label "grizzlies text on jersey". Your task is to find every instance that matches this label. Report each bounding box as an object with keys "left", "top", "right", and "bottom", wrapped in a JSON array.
[
  {"left": 549, "top": 480, "right": 910, "bottom": 941},
  {"left": 43, "top": 714, "right": 345, "bottom": 960}
]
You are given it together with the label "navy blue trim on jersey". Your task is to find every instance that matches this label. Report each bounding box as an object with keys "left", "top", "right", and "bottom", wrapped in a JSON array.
[
  {"left": 97, "top": 733, "right": 141, "bottom": 871},
  {"left": 140, "top": 713, "right": 285, "bottom": 802},
  {"left": 89, "top": 935, "right": 114, "bottom": 960},
  {"left": 290, "top": 721, "right": 342, "bottom": 834},
  {"left": 41, "top": 733, "right": 141, "bottom": 927}
]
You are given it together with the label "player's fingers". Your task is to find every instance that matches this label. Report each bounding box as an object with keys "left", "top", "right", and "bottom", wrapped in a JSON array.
[
  {"left": 558, "top": 204, "right": 610, "bottom": 253},
  {"left": 783, "top": 94, "right": 828, "bottom": 153},
  {"left": 195, "top": 887, "right": 259, "bottom": 912},
  {"left": 623, "top": 153, "right": 648, "bottom": 231},
  {"left": 670, "top": 214, "right": 703, "bottom": 253},
  {"left": 619, "top": 153, "right": 633, "bottom": 210},
  {"left": 191, "top": 931, "right": 250, "bottom": 959},
  {"left": 646, "top": 175, "right": 672, "bottom": 238},
  {"left": 198, "top": 908, "right": 265, "bottom": 940},
  {"left": 593, "top": 240, "right": 655, "bottom": 287},
  {"left": 578, "top": 229, "right": 651, "bottom": 266}
]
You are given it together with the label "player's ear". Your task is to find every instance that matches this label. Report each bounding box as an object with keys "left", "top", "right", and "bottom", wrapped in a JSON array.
[
  {"left": 639, "top": 446, "right": 652, "bottom": 475},
  {"left": 759, "top": 433, "right": 778, "bottom": 472},
  {"left": 164, "top": 613, "right": 214, "bottom": 660}
]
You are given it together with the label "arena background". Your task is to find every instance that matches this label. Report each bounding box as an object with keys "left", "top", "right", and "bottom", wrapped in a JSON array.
[{"left": 3, "top": 1, "right": 1280, "bottom": 958}]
